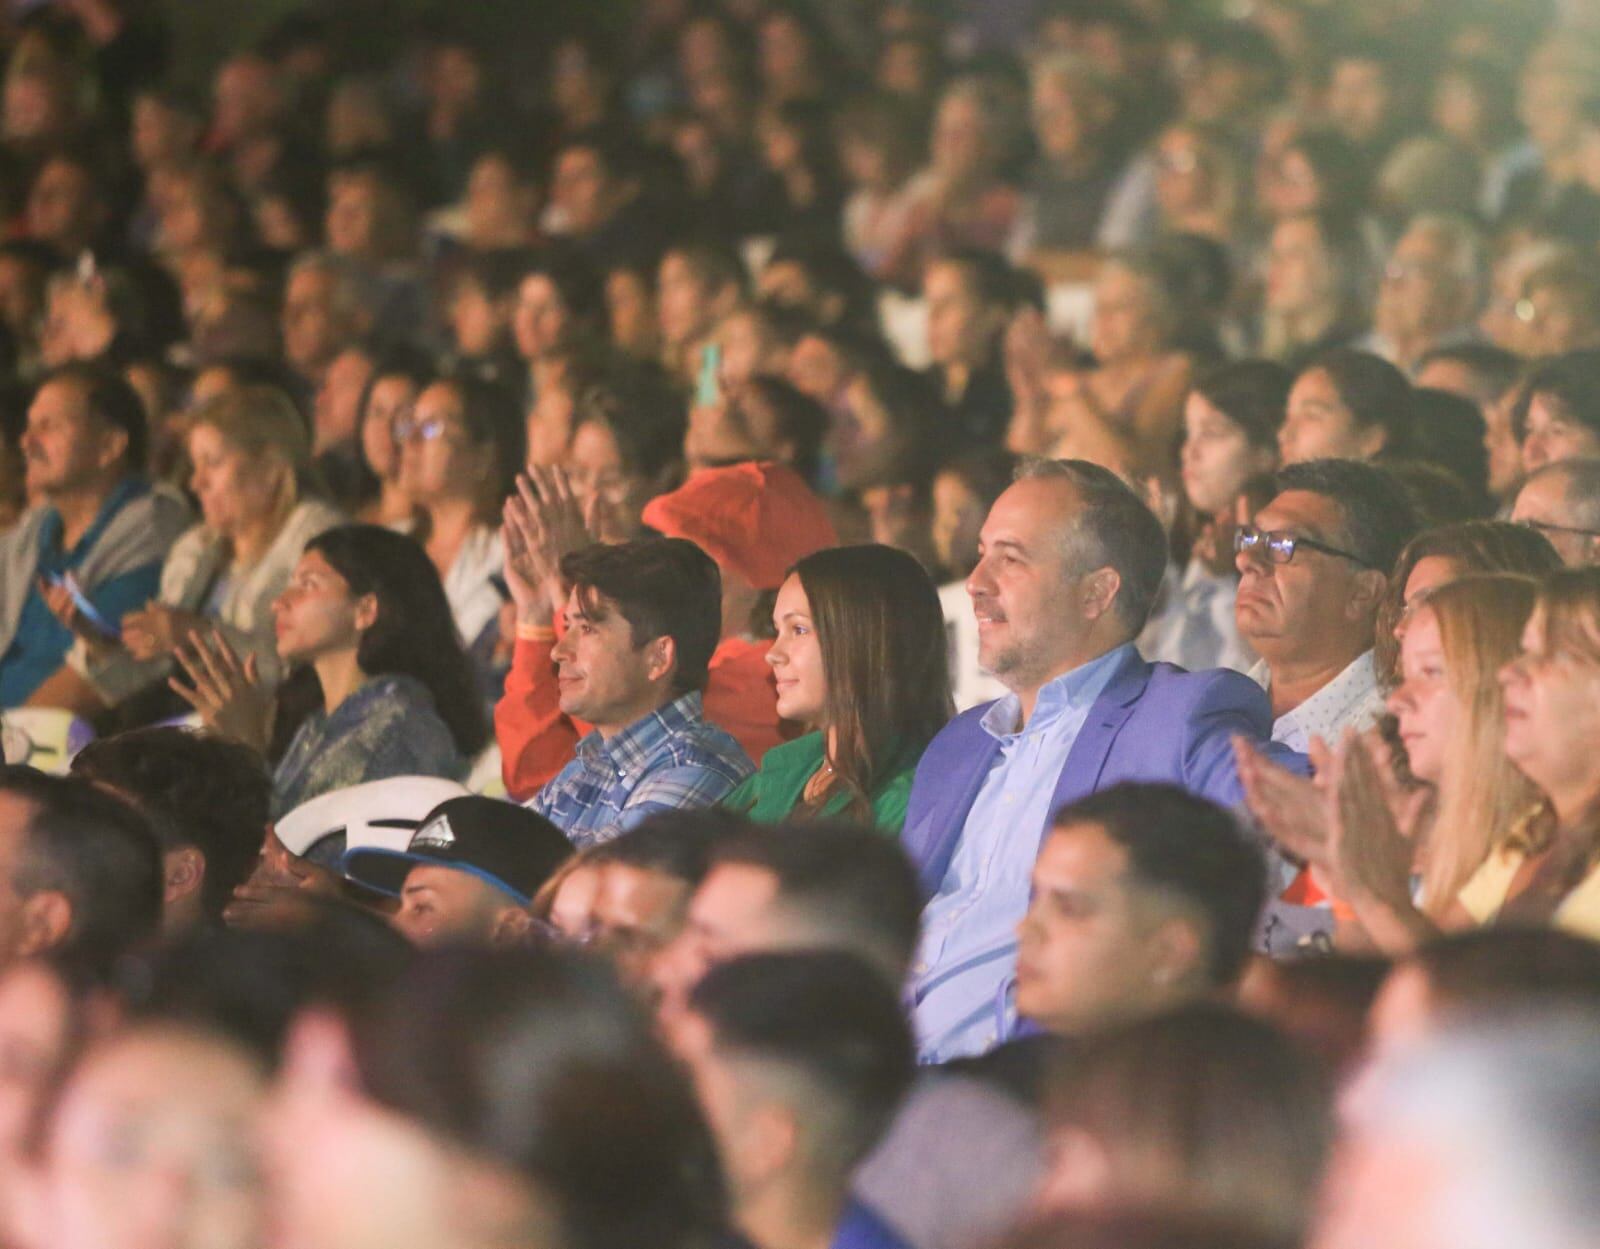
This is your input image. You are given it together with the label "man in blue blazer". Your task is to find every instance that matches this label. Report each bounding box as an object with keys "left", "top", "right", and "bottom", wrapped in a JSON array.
[{"left": 903, "top": 459, "right": 1303, "bottom": 1062}]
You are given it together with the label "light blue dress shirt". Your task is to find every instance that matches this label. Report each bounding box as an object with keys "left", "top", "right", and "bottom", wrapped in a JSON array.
[{"left": 910, "top": 644, "right": 1133, "bottom": 1062}]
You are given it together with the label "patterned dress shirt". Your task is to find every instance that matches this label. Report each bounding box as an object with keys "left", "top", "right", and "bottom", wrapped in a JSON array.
[{"left": 529, "top": 691, "right": 753, "bottom": 848}]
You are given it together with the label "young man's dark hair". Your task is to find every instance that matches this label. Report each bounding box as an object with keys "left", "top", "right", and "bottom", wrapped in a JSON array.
[
  {"left": 70, "top": 727, "right": 271, "bottom": 927},
  {"left": 708, "top": 820, "right": 922, "bottom": 982},
  {"left": 1416, "top": 342, "right": 1523, "bottom": 406},
  {"left": 689, "top": 951, "right": 915, "bottom": 1175},
  {"left": 665, "top": 238, "right": 748, "bottom": 303},
  {"left": 591, "top": 808, "right": 745, "bottom": 886},
  {"left": 561, "top": 538, "right": 722, "bottom": 695},
  {"left": 0, "top": 766, "right": 163, "bottom": 972},
  {"left": 933, "top": 246, "right": 1017, "bottom": 315},
  {"left": 40, "top": 361, "right": 150, "bottom": 474},
  {"left": 1051, "top": 783, "right": 1266, "bottom": 985},
  {"left": 1273, "top": 458, "right": 1421, "bottom": 579},
  {"left": 1407, "top": 927, "right": 1600, "bottom": 1017}
]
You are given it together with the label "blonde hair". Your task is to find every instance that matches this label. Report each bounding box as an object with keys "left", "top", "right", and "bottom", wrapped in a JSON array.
[
  {"left": 188, "top": 384, "right": 310, "bottom": 535},
  {"left": 1418, "top": 574, "right": 1542, "bottom": 914}
]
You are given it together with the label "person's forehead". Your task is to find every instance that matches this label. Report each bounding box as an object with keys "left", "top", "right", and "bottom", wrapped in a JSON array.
[
  {"left": 597, "top": 862, "right": 687, "bottom": 919},
  {"left": 403, "top": 861, "right": 485, "bottom": 898},
  {"left": 1256, "top": 489, "right": 1343, "bottom": 535},
  {"left": 1038, "top": 819, "right": 1129, "bottom": 885},
  {"left": 695, "top": 862, "right": 779, "bottom": 923},
  {"left": 1513, "top": 472, "right": 1569, "bottom": 518},
  {"left": 31, "top": 378, "right": 89, "bottom": 420},
  {"left": 984, "top": 476, "right": 1079, "bottom": 540}
]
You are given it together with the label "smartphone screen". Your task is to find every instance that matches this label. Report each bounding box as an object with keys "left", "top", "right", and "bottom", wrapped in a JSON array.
[
  {"left": 45, "top": 573, "right": 120, "bottom": 639},
  {"left": 696, "top": 341, "right": 722, "bottom": 408}
]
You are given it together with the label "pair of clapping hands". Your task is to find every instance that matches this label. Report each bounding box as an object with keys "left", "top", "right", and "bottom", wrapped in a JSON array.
[{"left": 499, "top": 465, "right": 618, "bottom": 630}]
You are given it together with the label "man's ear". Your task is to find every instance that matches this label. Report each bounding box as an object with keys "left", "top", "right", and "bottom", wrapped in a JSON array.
[
  {"left": 163, "top": 846, "right": 206, "bottom": 908},
  {"left": 1345, "top": 568, "right": 1387, "bottom": 618},
  {"left": 1080, "top": 566, "right": 1123, "bottom": 623},
  {"left": 1147, "top": 913, "right": 1206, "bottom": 993},
  {"left": 489, "top": 906, "right": 532, "bottom": 948},
  {"left": 17, "top": 891, "right": 73, "bottom": 959},
  {"left": 742, "top": 1100, "right": 801, "bottom": 1187},
  {"left": 644, "top": 634, "right": 678, "bottom": 686},
  {"left": 93, "top": 424, "right": 130, "bottom": 474}
]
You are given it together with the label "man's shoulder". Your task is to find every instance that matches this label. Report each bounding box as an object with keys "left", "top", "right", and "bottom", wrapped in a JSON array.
[
  {"left": 1136, "top": 660, "right": 1271, "bottom": 714},
  {"left": 657, "top": 713, "right": 756, "bottom": 780}
]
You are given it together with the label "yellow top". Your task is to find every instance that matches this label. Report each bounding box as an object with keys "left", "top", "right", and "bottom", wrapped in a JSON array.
[{"left": 1457, "top": 845, "right": 1600, "bottom": 940}]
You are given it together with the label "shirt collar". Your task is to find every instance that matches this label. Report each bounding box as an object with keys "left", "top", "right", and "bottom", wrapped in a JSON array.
[
  {"left": 1270, "top": 650, "right": 1379, "bottom": 737},
  {"left": 980, "top": 642, "right": 1135, "bottom": 740},
  {"left": 577, "top": 691, "right": 706, "bottom": 774}
]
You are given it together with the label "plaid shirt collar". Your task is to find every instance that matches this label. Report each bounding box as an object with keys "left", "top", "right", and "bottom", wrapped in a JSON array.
[{"left": 575, "top": 691, "right": 706, "bottom": 777}]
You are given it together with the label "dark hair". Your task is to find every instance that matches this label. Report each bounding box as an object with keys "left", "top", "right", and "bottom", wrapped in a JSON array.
[
  {"left": 931, "top": 245, "right": 1016, "bottom": 311},
  {"left": 763, "top": 238, "right": 877, "bottom": 330},
  {"left": 663, "top": 238, "right": 747, "bottom": 299},
  {"left": 937, "top": 447, "right": 1020, "bottom": 511},
  {"left": 0, "top": 767, "right": 163, "bottom": 973},
  {"left": 1280, "top": 128, "right": 1369, "bottom": 227},
  {"left": 838, "top": 359, "right": 939, "bottom": 492},
  {"left": 1000, "top": 1210, "right": 1298, "bottom": 1249},
  {"left": 1272, "top": 458, "right": 1420, "bottom": 577},
  {"left": 40, "top": 362, "right": 149, "bottom": 474},
  {"left": 1050, "top": 784, "right": 1266, "bottom": 985},
  {"left": 351, "top": 947, "right": 726, "bottom": 1249},
  {"left": 709, "top": 821, "right": 922, "bottom": 982},
  {"left": 791, "top": 545, "right": 952, "bottom": 818},
  {"left": 1415, "top": 342, "right": 1523, "bottom": 406},
  {"left": 589, "top": 809, "right": 747, "bottom": 888},
  {"left": 733, "top": 376, "right": 828, "bottom": 484},
  {"left": 70, "top": 728, "right": 270, "bottom": 923},
  {"left": 1374, "top": 520, "right": 1561, "bottom": 685},
  {"left": 118, "top": 905, "right": 416, "bottom": 1067},
  {"left": 431, "top": 373, "right": 523, "bottom": 522},
  {"left": 573, "top": 365, "right": 687, "bottom": 489},
  {"left": 561, "top": 538, "right": 722, "bottom": 696},
  {"left": 1301, "top": 348, "right": 1416, "bottom": 460},
  {"left": 1408, "top": 386, "right": 1490, "bottom": 507},
  {"left": 1511, "top": 349, "right": 1600, "bottom": 445},
  {"left": 517, "top": 247, "right": 607, "bottom": 337},
  {"left": 1191, "top": 359, "right": 1292, "bottom": 451},
  {"left": 1407, "top": 927, "right": 1600, "bottom": 1019},
  {"left": 1015, "top": 459, "right": 1168, "bottom": 632},
  {"left": 305, "top": 525, "right": 489, "bottom": 756},
  {"left": 1045, "top": 1004, "right": 1330, "bottom": 1244},
  {"left": 689, "top": 951, "right": 914, "bottom": 1176}
]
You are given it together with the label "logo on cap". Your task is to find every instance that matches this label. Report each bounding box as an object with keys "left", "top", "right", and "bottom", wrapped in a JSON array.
[{"left": 411, "top": 814, "right": 456, "bottom": 852}]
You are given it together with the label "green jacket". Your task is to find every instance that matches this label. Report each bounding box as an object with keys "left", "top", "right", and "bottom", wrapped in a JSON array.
[{"left": 721, "top": 731, "right": 922, "bottom": 835}]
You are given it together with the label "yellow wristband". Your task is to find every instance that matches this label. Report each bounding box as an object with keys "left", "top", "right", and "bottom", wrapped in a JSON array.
[{"left": 516, "top": 623, "right": 556, "bottom": 642}]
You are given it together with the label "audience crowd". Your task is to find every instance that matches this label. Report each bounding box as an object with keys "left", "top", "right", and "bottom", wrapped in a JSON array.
[{"left": 4, "top": 1, "right": 1600, "bottom": 1247}]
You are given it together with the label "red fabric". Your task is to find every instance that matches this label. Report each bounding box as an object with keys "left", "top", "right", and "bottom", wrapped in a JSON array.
[{"left": 496, "top": 632, "right": 787, "bottom": 801}]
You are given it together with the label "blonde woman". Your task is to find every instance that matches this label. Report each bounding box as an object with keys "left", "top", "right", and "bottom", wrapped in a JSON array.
[
  {"left": 66, "top": 385, "right": 343, "bottom": 715},
  {"left": 1237, "top": 574, "right": 1542, "bottom": 952}
]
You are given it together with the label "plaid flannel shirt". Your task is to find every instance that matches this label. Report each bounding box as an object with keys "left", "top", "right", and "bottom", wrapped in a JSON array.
[{"left": 527, "top": 691, "right": 754, "bottom": 848}]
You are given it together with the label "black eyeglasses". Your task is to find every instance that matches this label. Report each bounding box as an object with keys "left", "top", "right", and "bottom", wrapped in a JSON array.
[
  {"left": 1516, "top": 517, "right": 1600, "bottom": 540},
  {"left": 1234, "top": 524, "right": 1376, "bottom": 569}
]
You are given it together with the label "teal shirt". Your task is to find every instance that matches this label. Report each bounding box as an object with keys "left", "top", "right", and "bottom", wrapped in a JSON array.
[{"left": 721, "top": 731, "right": 923, "bottom": 835}]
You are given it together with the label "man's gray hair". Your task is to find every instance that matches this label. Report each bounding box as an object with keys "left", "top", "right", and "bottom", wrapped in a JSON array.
[
  {"left": 1013, "top": 457, "right": 1167, "bottom": 633},
  {"left": 1526, "top": 457, "right": 1600, "bottom": 533},
  {"left": 1407, "top": 213, "right": 1488, "bottom": 301},
  {"left": 1341, "top": 1010, "right": 1600, "bottom": 1249}
]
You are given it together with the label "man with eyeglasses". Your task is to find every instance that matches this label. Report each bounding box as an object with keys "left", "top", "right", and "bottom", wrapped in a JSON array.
[
  {"left": 1235, "top": 459, "right": 1419, "bottom": 754},
  {"left": 1511, "top": 459, "right": 1600, "bottom": 568},
  {"left": 1235, "top": 459, "right": 1419, "bottom": 954}
]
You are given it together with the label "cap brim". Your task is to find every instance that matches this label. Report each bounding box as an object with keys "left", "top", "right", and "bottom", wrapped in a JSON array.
[{"left": 340, "top": 847, "right": 531, "bottom": 905}]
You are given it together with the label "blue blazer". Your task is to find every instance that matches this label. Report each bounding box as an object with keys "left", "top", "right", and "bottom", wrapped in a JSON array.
[{"left": 901, "top": 648, "right": 1305, "bottom": 895}]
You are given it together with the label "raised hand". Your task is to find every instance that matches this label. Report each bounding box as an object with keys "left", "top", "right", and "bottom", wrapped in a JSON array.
[
  {"left": 122, "top": 602, "right": 207, "bottom": 662},
  {"left": 169, "top": 629, "right": 272, "bottom": 752},
  {"left": 1233, "top": 734, "right": 1331, "bottom": 868},
  {"left": 1326, "top": 729, "right": 1422, "bottom": 913},
  {"left": 502, "top": 467, "right": 595, "bottom": 627}
]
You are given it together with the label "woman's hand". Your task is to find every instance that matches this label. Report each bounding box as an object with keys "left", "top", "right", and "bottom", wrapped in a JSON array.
[
  {"left": 1233, "top": 735, "right": 1331, "bottom": 869},
  {"left": 169, "top": 629, "right": 273, "bottom": 753},
  {"left": 122, "top": 603, "right": 207, "bottom": 662},
  {"left": 1325, "top": 729, "right": 1426, "bottom": 912}
]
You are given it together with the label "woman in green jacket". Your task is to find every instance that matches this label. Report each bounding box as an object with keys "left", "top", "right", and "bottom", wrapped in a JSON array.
[{"left": 723, "top": 543, "right": 952, "bottom": 833}]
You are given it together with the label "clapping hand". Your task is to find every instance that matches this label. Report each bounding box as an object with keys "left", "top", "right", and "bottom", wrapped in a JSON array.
[
  {"left": 1233, "top": 734, "right": 1330, "bottom": 869},
  {"left": 169, "top": 629, "right": 272, "bottom": 752},
  {"left": 501, "top": 466, "right": 600, "bottom": 628},
  {"left": 1325, "top": 728, "right": 1427, "bottom": 912},
  {"left": 122, "top": 602, "right": 207, "bottom": 662}
]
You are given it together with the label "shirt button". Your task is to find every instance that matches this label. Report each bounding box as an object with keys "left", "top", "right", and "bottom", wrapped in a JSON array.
[{"left": 912, "top": 961, "right": 928, "bottom": 975}]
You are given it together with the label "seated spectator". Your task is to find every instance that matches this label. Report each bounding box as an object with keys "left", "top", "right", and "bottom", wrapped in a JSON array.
[
  {"left": 1149, "top": 121, "right": 1247, "bottom": 249},
  {"left": 921, "top": 248, "right": 1012, "bottom": 453},
  {"left": 838, "top": 93, "right": 926, "bottom": 286},
  {"left": 1373, "top": 520, "right": 1562, "bottom": 686},
  {"left": 1317, "top": 1011, "right": 1600, "bottom": 1249},
  {"left": 520, "top": 539, "right": 753, "bottom": 848},
  {"left": 659, "top": 241, "right": 745, "bottom": 384},
  {"left": 353, "top": 347, "right": 431, "bottom": 527},
  {"left": 308, "top": 340, "right": 378, "bottom": 509},
  {"left": 498, "top": 460, "right": 832, "bottom": 787},
  {"left": 1368, "top": 927, "right": 1600, "bottom": 1054},
  {"left": 440, "top": 249, "right": 524, "bottom": 391},
  {"left": 1512, "top": 350, "right": 1600, "bottom": 476},
  {"left": 1508, "top": 253, "right": 1600, "bottom": 357},
  {"left": 1049, "top": 249, "right": 1196, "bottom": 479},
  {"left": 543, "top": 131, "right": 673, "bottom": 273},
  {"left": 904, "top": 460, "right": 1298, "bottom": 1062},
  {"left": 674, "top": 952, "right": 916, "bottom": 1249},
  {"left": 685, "top": 375, "right": 827, "bottom": 485},
  {"left": 70, "top": 726, "right": 270, "bottom": 936},
  {"left": 587, "top": 810, "right": 741, "bottom": 988},
  {"left": 19, "top": 1018, "right": 270, "bottom": 1249},
  {"left": 396, "top": 376, "right": 518, "bottom": 656},
  {"left": 1143, "top": 361, "right": 1288, "bottom": 674},
  {"left": 1, "top": 364, "right": 190, "bottom": 712},
  {"left": 1258, "top": 211, "right": 1370, "bottom": 373},
  {"left": 1015, "top": 784, "right": 1267, "bottom": 1039},
  {"left": 1277, "top": 350, "right": 1415, "bottom": 466},
  {"left": 266, "top": 947, "right": 726, "bottom": 1249},
  {"left": 63, "top": 384, "right": 342, "bottom": 717},
  {"left": 1360, "top": 215, "right": 1486, "bottom": 376},
  {"left": 745, "top": 100, "right": 845, "bottom": 245},
  {"left": 0, "top": 766, "right": 163, "bottom": 971},
  {"left": 1407, "top": 386, "right": 1491, "bottom": 511},
  {"left": 280, "top": 252, "right": 372, "bottom": 401},
  {"left": 511, "top": 247, "right": 606, "bottom": 417},
  {"left": 700, "top": 303, "right": 804, "bottom": 401},
  {"left": 343, "top": 796, "right": 571, "bottom": 947},
  {"left": 564, "top": 367, "right": 688, "bottom": 541},
  {"left": 1035, "top": 1004, "right": 1330, "bottom": 1247},
  {"left": 1510, "top": 459, "right": 1600, "bottom": 567},
  {"left": 173, "top": 524, "right": 487, "bottom": 816},
  {"left": 723, "top": 544, "right": 951, "bottom": 834},
  {"left": 930, "top": 449, "right": 1017, "bottom": 711},
  {"left": 1413, "top": 343, "right": 1525, "bottom": 502}
]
